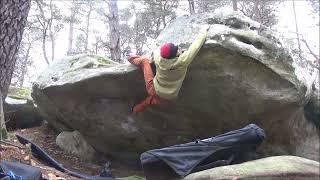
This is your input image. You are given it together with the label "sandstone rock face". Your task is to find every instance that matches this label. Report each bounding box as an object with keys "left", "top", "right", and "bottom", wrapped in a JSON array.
[
  {"left": 304, "top": 84, "right": 320, "bottom": 128},
  {"left": 183, "top": 156, "right": 320, "bottom": 180},
  {"left": 32, "top": 13, "right": 319, "bottom": 161},
  {"left": 4, "top": 86, "right": 43, "bottom": 129}
]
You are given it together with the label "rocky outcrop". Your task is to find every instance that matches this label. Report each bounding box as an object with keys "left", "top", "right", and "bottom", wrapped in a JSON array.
[
  {"left": 4, "top": 86, "right": 43, "bottom": 129},
  {"left": 32, "top": 13, "right": 319, "bottom": 162},
  {"left": 183, "top": 156, "right": 320, "bottom": 180}
]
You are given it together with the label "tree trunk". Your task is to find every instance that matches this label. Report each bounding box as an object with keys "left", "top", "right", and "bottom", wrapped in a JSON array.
[
  {"left": 35, "top": 0, "right": 50, "bottom": 64},
  {"left": 253, "top": 0, "right": 260, "bottom": 22},
  {"left": 0, "top": 0, "right": 31, "bottom": 138},
  {"left": 107, "top": 0, "right": 121, "bottom": 63},
  {"left": 199, "top": 0, "right": 207, "bottom": 13},
  {"left": 292, "top": 0, "right": 302, "bottom": 60},
  {"left": 18, "top": 43, "right": 31, "bottom": 87},
  {"left": 49, "top": 0, "right": 54, "bottom": 62},
  {"left": 232, "top": 0, "right": 238, "bottom": 11},
  {"left": 188, "top": 0, "right": 195, "bottom": 14},
  {"left": 85, "top": 2, "right": 93, "bottom": 53},
  {"left": 50, "top": 31, "right": 55, "bottom": 61},
  {"left": 67, "top": 1, "right": 77, "bottom": 55},
  {"left": 0, "top": 91, "right": 6, "bottom": 139},
  {"left": 95, "top": 42, "right": 98, "bottom": 54},
  {"left": 67, "top": 16, "right": 74, "bottom": 55},
  {"left": 41, "top": 29, "right": 50, "bottom": 64}
]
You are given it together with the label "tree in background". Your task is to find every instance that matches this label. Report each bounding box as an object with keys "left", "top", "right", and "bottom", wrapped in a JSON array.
[
  {"left": 95, "top": 0, "right": 179, "bottom": 60},
  {"left": 77, "top": 0, "right": 101, "bottom": 54},
  {"left": 138, "top": 0, "right": 178, "bottom": 39},
  {"left": 91, "top": 32, "right": 107, "bottom": 55},
  {"left": 236, "top": 0, "right": 280, "bottom": 27},
  {"left": 188, "top": 0, "right": 196, "bottom": 15},
  {"left": 291, "top": 0, "right": 319, "bottom": 70},
  {"left": 307, "top": 0, "right": 319, "bottom": 15},
  {"left": 195, "top": 0, "right": 230, "bottom": 13},
  {"left": 306, "top": 0, "right": 319, "bottom": 65},
  {"left": 107, "top": 0, "right": 122, "bottom": 62},
  {"left": 71, "top": 0, "right": 101, "bottom": 55},
  {"left": 65, "top": 0, "right": 82, "bottom": 55},
  {"left": 11, "top": 25, "right": 37, "bottom": 87},
  {"left": 83, "top": 0, "right": 95, "bottom": 53},
  {"left": 118, "top": 5, "right": 134, "bottom": 54},
  {"left": 74, "top": 33, "right": 86, "bottom": 53},
  {"left": 117, "top": 0, "right": 178, "bottom": 56},
  {"left": 0, "top": 0, "right": 31, "bottom": 139},
  {"left": 232, "top": 0, "right": 238, "bottom": 11},
  {"left": 31, "top": 0, "right": 63, "bottom": 64},
  {"left": 118, "top": 4, "right": 148, "bottom": 56}
]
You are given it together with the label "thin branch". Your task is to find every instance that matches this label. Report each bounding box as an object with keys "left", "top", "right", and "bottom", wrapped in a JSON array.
[
  {"left": 103, "top": 12, "right": 111, "bottom": 20},
  {"left": 301, "top": 39, "right": 320, "bottom": 61},
  {"left": 292, "top": 0, "right": 303, "bottom": 59},
  {"left": 305, "top": 60, "right": 319, "bottom": 70}
]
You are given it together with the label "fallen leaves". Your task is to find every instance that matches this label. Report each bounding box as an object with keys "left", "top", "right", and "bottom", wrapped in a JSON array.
[
  {"left": 23, "top": 155, "right": 30, "bottom": 161},
  {"left": 47, "top": 173, "right": 66, "bottom": 180}
]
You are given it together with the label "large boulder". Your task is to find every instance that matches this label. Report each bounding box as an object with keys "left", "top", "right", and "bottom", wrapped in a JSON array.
[
  {"left": 32, "top": 12, "right": 319, "bottom": 161},
  {"left": 4, "top": 86, "right": 43, "bottom": 130},
  {"left": 183, "top": 156, "right": 320, "bottom": 180}
]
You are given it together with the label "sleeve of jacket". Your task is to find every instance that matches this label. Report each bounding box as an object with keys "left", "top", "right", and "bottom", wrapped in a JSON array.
[{"left": 176, "top": 31, "right": 207, "bottom": 66}]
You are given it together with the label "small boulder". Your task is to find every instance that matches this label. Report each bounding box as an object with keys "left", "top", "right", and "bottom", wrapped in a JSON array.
[{"left": 56, "top": 130, "right": 97, "bottom": 161}]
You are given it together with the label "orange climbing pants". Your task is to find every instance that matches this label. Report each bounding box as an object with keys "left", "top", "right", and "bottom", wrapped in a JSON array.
[{"left": 128, "top": 55, "right": 169, "bottom": 113}]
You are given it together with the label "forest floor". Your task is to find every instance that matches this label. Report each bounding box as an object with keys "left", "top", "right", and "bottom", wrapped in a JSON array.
[{"left": 0, "top": 123, "right": 144, "bottom": 180}]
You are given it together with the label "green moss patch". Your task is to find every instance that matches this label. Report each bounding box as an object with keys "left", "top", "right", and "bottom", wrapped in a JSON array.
[
  {"left": 0, "top": 127, "right": 8, "bottom": 139},
  {"left": 88, "top": 55, "right": 111, "bottom": 65},
  {"left": 7, "top": 86, "right": 31, "bottom": 100}
]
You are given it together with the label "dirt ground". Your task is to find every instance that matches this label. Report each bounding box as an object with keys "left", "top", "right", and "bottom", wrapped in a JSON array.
[{"left": 0, "top": 123, "right": 144, "bottom": 179}]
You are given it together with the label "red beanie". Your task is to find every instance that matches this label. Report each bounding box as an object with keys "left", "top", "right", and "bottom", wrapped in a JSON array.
[{"left": 160, "top": 43, "right": 178, "bottom": 59}]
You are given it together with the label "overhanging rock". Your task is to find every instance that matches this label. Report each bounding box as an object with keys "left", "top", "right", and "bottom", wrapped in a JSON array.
[{"left": 32, "top": 13, "right": 319, "bottom": 162}]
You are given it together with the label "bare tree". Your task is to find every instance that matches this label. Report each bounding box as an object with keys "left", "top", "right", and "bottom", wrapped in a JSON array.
[
  {"left": 83, "top": 1, "right": 94, "bottom": 53},
  {"left": 188, "top": 0, "right": 196, "bottom": 15},
  {"left": 196, "top": 0, "right": 229, "bottom": 13},
  {"left": 198, "top": 0, "right": 208, "bottom": 13},
  {"left": 66, "top": 0, "right": 82, "bottom": 55},
  {"left": 91, "top": 35, "right": 106, "bottom": 55},
  {"left": 133, "top": 0, "right": 179, "bottom": 39},
  {"left": 238, "top": 0, "right": 280, "bottom": 27},
  {"left": 12, "top": 27, "right": 35, "bottom": 87},
  {"left": 292, "top": 0, "right": 302, "bottom": 60},
  {"left": 232, "top": 0, "right": 238, "bottom": 11},
  {"left": 17, "top": 44, "right": 31, "bottom": 87},
  {"left": 0, "top": 0, "right": 31, "bottom": 138},
  {"left": 307, "top": 0, "right": 319, "bottom": 14},
  {"left": 290, "top": 0, "right": 319, "bottom": 70},
  {"left": 74, "top": 33, "right": 86, "bottom": 53},
  {"left": 33, "top": 0, "right": 63, "bottom": 64},
  {"left": 48, "top": 0, "right": 55, "bottom": 62},
  {"left": 34, "top": 0, "right": 50, "bottom": 64},
  {"left": 107, "top": 0, "right": 122, "bottom": 62},
  {"left": 117, "top": 0, "right": 179, "bottom": 57}
]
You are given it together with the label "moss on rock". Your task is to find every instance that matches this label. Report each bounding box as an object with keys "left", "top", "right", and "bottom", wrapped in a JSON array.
[
  {"left": 0, "top": 127, "right": 8, "bottom": 139},
  {"left": 7, "top": 86, "right": 31, "bottom": 100}
]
